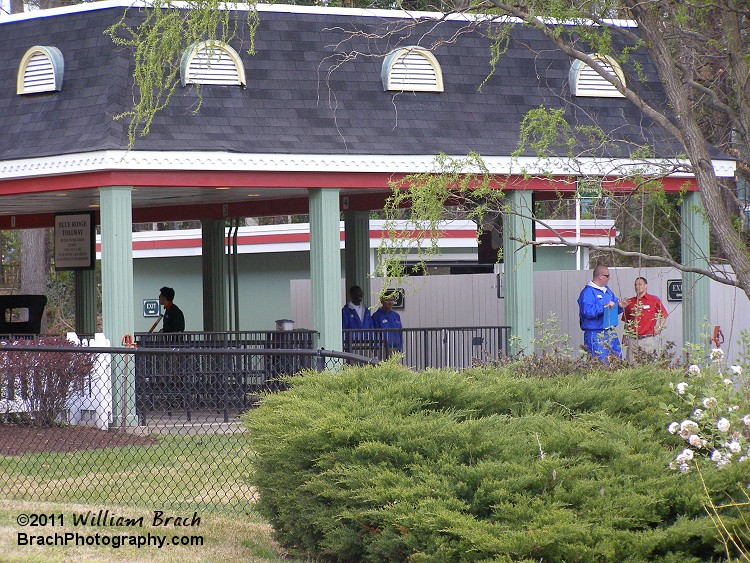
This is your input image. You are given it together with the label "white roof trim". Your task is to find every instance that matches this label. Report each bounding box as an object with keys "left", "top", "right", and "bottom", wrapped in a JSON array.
[
  {"left": 0, "top": 151, "right": 735, "bottom": 179},
  {"left": 0, "top": 0, "right": 638, "bottom": 27}
]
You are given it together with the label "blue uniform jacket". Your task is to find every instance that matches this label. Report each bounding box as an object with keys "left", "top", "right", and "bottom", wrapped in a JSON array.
[
  {"left": 342, "top": 304, "right": 373, "bottom": 331},
  {"left": 342, "top": 305, "right": 373, "bottom": 347},
  {"left": 578, "top": 284, "right": 622, "bottom": 331},
  {"left": 371, "top": 308, "right": 403, "bottom": 351}
]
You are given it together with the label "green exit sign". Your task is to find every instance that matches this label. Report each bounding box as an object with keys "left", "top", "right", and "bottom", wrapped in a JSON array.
[{"left": 143, "top": 299, "right": 160, "bottom": 317}]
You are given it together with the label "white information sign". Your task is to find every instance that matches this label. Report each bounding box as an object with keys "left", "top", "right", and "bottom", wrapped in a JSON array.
[{"left": 55, "top": 212, "right": 95, "bottom": 270}]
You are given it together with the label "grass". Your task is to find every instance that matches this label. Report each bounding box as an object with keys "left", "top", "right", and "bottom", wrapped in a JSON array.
[
  {"left": 0, "top": 435, "right": 256, "bottom": 513},
  {"left": 0, "top": 499, "right": 292, "bottom": 562},
  {"left": 0, "top": 433, "right": 299, "bottom": 561}
]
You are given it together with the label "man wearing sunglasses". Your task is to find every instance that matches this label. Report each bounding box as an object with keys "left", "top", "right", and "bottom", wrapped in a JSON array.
[{"left": 577, "top": 265, "right": 626, "bottom": 362}]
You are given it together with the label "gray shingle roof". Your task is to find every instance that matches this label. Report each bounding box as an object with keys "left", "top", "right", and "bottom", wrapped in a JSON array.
[{"left": 0, "top": 4, "right": 679, "bottom": 161}]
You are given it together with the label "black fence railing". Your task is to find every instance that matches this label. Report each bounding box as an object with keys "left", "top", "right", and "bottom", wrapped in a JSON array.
[
  {"left": 134, "top": 329, "right": 320, "bottom": 350},
  {"left": 344, "top": 326, "right": 511, "bottom": 369},
  {"left": 133, "top": 346, "right": 367, "bottom": 424},
  {"left": 133, "top": 330, "right": 321, "bottom": 423}
]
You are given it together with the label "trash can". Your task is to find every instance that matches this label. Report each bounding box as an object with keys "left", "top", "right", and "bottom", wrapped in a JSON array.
[{"left": 275, "top": 319, "right": 294, "bottom": 331}]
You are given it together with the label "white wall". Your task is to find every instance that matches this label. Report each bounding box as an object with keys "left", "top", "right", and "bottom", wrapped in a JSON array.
[{"left": 291, "top": 267, "right": 750, "bottom": 361}]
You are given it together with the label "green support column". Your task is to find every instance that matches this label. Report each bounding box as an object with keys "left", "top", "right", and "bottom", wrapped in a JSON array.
[
  {"left": 309, "top": 188, "right": 343, "bottom": 351},
  {"left": 681, "top": 191, "right": 710, "bottom": 356},
  {"left": 201, "top": 219, "right": 227, "bottom": 331},
  {"left": 99, "top": 186, "right": 136, "bottom": 426},
  {"left": 74, "top": 268, "right": 98, "bottom": 337},
  {"left": 344, "top": 210, "right": 371, "bottom": 304},
  {"left": 503, "top": 190, "right": 534, "bottom": 355}
]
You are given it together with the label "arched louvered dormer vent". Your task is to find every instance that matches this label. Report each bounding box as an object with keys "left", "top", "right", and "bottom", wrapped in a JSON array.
[
  {"left": 381, "top": 46, "right": 444, "bottom": 92},
  {"left": 180, "top": 41, "right": 246, "bottom": 87},
  {"left": 569, "top": 54, "right": 625, "bottom": 97},
  {"left": 17, "top": 46, "right": 64, "bottom": 95}
]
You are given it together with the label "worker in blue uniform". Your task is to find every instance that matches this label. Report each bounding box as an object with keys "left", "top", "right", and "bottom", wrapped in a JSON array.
[
  {"left": 371, "top": 291, "right": 403, "bottom": 355},
  {"left": 577, "top": 265, "right": 626, "bottom": 362},
  {"left": 342, "top": 285, "right": 373, "bottom": 351}
]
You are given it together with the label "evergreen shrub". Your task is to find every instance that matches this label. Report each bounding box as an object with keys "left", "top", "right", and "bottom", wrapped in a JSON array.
[{"left": 243, "top": 361, "right": 748, "bottom": 562}]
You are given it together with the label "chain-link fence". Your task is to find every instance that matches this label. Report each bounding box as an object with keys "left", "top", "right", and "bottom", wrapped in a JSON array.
[{"left": 0, "top": 339, "right": 376, "bottom": 513}]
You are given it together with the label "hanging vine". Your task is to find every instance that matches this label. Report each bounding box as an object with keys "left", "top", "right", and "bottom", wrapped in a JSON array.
[
  {"left": 378, "top": 152, "right": 503, "bottom": 293},
  {"left": 105, "top": 0, "right": 259, "bottom": 148}
]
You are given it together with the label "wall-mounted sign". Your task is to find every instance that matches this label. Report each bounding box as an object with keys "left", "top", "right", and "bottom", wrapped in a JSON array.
[
  {"left": 143, "top": 299, "right": 161, "bottom": 317},
  {"left": 54, "top": 212, "right": 95, "bottom": 271},
  {"left": 382, "top": 288, "right": 406, "bottom": 309},
  {"left": 667, "top": 279, "right": 682, "bottom": 302}
]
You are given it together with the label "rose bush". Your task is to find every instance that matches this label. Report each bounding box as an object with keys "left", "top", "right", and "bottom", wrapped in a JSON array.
[{"left": 665, "top": 347, "right": 750, "bottom": 473}]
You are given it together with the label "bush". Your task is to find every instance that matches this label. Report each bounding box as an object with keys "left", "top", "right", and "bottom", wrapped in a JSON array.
[
  {"left": 0, "top": 337, "right": 94, "bottom": 426},
  {"left": 243, "top": 361, "right": 748, "bottom": 562}
]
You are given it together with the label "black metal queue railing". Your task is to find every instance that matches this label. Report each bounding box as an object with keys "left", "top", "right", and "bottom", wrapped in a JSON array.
[
  {"left": 133, "top": 330, "right": 322, "bottom": 423},
  {"left": 344, "top": 326, "right": 511, "bottom": 369}
]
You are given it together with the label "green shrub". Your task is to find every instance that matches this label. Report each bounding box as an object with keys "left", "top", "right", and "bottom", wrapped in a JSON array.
[{"left": 243, "top": 361, "right": 748, "bottom": 562}]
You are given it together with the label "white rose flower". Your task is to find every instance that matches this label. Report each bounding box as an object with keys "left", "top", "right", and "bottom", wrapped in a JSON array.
[
  {"left": 717, "top": 418, "right": 730, "bottom": 432},
  {"left": 677, "top": 448, "right": 694, "bottom": 462},
  {"left": 692, "top": 408, "right": 704, "bottom": 420},
  {"left": 703, "top": 397, "right": 719, "bottom": 409},
  {"left": 711, "top": 348, "right": 724, "bottom": 361},
  {"left": 676, "top": 382, "right": 688, "bottom": 394},
  {"left": 711, "top": 450, "right": 722, "bottom": 462},
  {"left": 668, "top": 422, "right": 679, "bottom": 434},
  {"left": 688, "top": 434, "right": 703, "bottom": 448},
  {"left": 679, "top": 420, "right": 699, "bottom": 439},
  {"left": 688, "top": 364, "right": 701, "bottom": 375},
  {"left": 728, "top": 441, "right": 742, "bottom": 454},
  {"left": 743, "top": 414, "right": 750, "bottom": 426},
  {"left": 679, "top": 462, "right": 690, "bottom": 474},
  {"left": 730, "top": 365, "right": 742, "bottom": 375},
  {"left": 680, "top": 420, "right": 699, "bottom": 432},
  {"left": 723, "top": 378, "right": 733, "bottom": 385}
]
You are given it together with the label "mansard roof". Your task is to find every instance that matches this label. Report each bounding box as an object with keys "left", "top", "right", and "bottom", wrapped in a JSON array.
[{"left": 0, "top": 1, "right": 682, "bottom": 162}]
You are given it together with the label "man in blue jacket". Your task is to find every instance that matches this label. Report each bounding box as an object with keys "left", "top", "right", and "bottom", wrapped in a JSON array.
[
  {"left": 342, "top": 285, "right": 373, "bottom": 352},
  {"left": 577, "top": 265, "right": 626, "bottom": 362},
  {"left": 371, "top": 291, "right": 403, "bottom": 356}
]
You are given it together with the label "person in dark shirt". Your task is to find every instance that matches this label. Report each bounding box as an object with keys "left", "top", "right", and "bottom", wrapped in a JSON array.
[{"left": 159, "top": 286, "right": 185, "bottom": 333}]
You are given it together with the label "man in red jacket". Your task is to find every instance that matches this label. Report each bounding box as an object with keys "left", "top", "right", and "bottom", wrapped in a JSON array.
[{"left": 622, "top": 277, "right": 668, "bottom": 361}]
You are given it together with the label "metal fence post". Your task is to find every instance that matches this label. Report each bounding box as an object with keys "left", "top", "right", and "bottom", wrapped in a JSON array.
[{"left": 315, "top": 349, "right": 326, "bottom": 372}]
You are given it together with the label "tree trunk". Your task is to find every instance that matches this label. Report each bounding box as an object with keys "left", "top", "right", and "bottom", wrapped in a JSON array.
[
  {"left": 630, "top": 2, "right": 750, "bottom": 301},
  {"left": 20, "top": 229, "right": 49, "bottom": 334}
]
